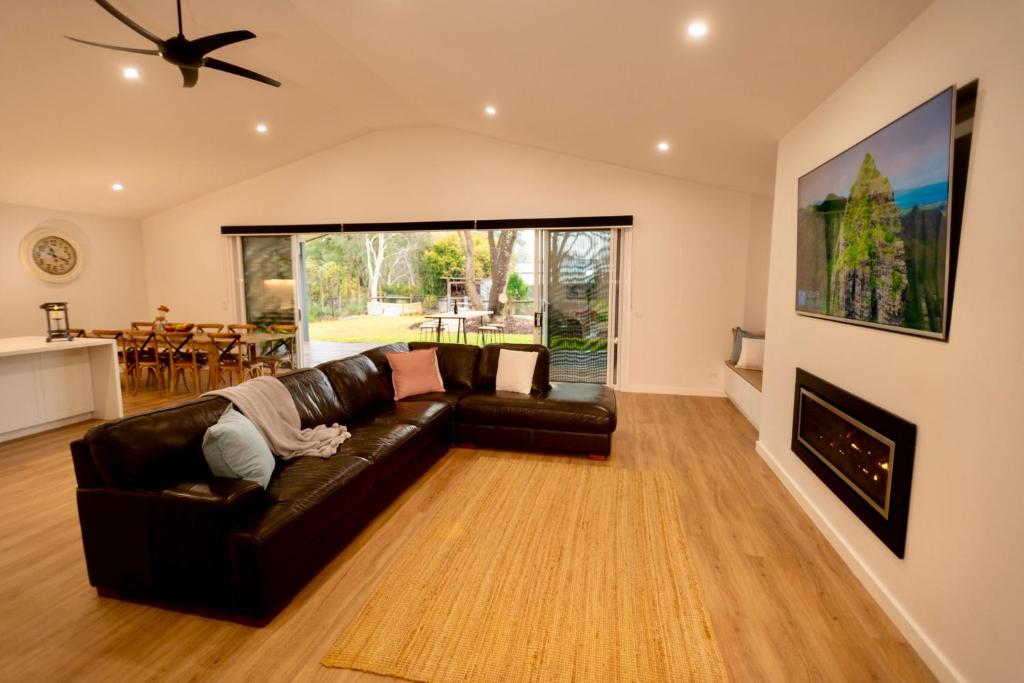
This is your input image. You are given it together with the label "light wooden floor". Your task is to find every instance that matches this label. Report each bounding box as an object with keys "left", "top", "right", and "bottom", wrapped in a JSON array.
[{"left": 0, "top": 386, "right": 935, "bottom": 682}]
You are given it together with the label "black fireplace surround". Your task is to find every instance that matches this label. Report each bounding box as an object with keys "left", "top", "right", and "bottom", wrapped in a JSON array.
[{"left": 791, "top": 369, "right": 917, "bottom": 557}]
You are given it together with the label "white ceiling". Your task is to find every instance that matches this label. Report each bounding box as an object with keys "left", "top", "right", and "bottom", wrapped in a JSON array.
[{"left": 0, "top": 0, "right": 930, "bottom": 219}]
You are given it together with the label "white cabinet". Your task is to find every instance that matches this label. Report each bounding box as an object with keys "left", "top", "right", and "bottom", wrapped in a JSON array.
[
  {"left": 0, "top": 337, "right": 123, "bottom": 442},
  {"left": 724, "top": 362, "right": 762, "bottom": 430}
]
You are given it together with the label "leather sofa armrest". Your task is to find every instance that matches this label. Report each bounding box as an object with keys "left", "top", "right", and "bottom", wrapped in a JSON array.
[
  {"left": 76, "top": 478, "right": 267, "bottom": 599},
  {"left": 71, "top": 438, "right": 105, "bottom": 488}
]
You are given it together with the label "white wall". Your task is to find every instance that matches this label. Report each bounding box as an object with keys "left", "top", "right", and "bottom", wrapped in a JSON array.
[
  {"left": 759, "top": 1, "right": 1024, "bottom": 681},
  {"left": 742, "top": 194, "right": 773, "bottom": 332},
  {"left": 0, "top": 202, "right": 148, "bottom": 337},
  {"left": 142, "top": 126, "right": 756, "bottom": 394}
]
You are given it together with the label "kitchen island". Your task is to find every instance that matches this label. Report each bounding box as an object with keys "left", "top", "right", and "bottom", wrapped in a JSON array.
[{"left": 0, "top": 336, "right": 123, "bottom": 443}]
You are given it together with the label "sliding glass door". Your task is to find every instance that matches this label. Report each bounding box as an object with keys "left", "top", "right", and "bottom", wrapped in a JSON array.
[
  {"left": 235, "top": 226, "right": 621, "bottom": 381},
  {"left": 240, "top": 236, "right": 296, "bottom": 326},
  {"left": 539, "top": 230, "right": 615, "bottom": 383},
  {"left": 238, "top": 235, "right": 309, "bottom": 366}
]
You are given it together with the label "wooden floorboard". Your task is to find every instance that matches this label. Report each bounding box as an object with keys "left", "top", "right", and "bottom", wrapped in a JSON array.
[{"left": 0, "top": 385, "right": 935, "bottom": 682}]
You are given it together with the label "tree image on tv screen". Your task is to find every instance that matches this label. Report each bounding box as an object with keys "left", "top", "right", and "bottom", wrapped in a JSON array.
[
  {"left": 796, "top": 88, "right": 952, "bottom": 335},
  {"left": 829, "top": 153, "right": 908, "bottom": 325}
]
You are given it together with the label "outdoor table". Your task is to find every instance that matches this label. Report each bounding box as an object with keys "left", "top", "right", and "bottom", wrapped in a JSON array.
[{"left": 423, "top": 311, "right": 493, "bottom": 345}]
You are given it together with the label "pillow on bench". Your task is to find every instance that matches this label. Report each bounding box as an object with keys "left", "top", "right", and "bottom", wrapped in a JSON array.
[
  {"left": 736, "top": 337, "right": 765, "bottom": 370},
  {"left": 730, "top": 327, "right": 764, "bottom": 364}
]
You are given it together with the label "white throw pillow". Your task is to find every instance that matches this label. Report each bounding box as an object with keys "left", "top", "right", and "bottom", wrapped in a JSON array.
[
  {"left": 736, "top": 337, "right": 765, "bottom": 370},
  {"left": 495, "top": 349, "right": 539, "bottom": 394}
]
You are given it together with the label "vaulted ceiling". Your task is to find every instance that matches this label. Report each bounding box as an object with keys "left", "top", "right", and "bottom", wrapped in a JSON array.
[{"left": 0, "top": 0, "right": 930, "bottom": 218}]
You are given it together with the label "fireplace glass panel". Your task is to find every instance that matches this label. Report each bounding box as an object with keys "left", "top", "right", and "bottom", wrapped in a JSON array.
[{"left": 797, "top": 389, "right": 895, "bottom": 517}]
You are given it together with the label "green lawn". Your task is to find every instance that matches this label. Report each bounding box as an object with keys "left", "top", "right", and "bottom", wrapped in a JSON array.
[{"left": 310, "top": 315, "right": 534, "bottom": 345}]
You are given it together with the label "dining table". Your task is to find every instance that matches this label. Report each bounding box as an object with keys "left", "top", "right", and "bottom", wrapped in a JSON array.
[
  {"left": 191, "top": 332, "right": 296, "bottom": 389},
  {"left": 423, "top": 311, "right": 493, "bottom": 345}
]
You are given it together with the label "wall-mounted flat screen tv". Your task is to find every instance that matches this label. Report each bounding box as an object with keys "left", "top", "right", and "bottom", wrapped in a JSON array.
[{"left": 796, "top": 87, "right": 956, "bottom": 339}]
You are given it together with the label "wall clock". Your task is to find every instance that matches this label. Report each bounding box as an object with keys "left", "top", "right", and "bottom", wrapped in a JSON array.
[{"left": 20, "top": 227, "right": 85, "bottom": 283}]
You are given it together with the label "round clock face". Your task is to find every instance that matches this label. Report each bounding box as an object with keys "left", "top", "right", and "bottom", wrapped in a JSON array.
[
  {"left": 20, "top": 227, "right": 85, "bottom": 283},
  {"left": 32, "top": 236, "right": 78, "bottom": 276}
]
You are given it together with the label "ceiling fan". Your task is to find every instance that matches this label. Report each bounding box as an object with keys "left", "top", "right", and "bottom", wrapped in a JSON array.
[{"left": 65, "top": 0, "right": 281, "bottom": 88}]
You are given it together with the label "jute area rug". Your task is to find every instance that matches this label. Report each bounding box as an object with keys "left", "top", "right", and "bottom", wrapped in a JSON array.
[{"left": 323, "top": 457, "right": 727, "bottom": 682}]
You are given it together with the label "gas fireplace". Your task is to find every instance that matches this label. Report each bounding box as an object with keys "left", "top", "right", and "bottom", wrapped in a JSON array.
[{"left": 792, "top": 369, "right": 917, "bottom": 557}]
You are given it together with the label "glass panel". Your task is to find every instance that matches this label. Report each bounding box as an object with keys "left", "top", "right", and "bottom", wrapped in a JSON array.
[
  {"left": 241, "top": 236, "right": 295, "bottom": 328},
  {"left": 797, "top": 388, "right": 895, "bottom": 517},
  {"left": 545, "top": 230, "right": 611, "bottom": 383},
  {"left": 300, "top": 231, "right": 537, "bottom": 348}
]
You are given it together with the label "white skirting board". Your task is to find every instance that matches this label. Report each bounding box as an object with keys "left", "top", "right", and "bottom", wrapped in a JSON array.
[
  {"left": 754, "top": 440, "right": 963, "bottom": 683},
  {"left": 724, "top": 368, "right": 760, "bottom": 428}
]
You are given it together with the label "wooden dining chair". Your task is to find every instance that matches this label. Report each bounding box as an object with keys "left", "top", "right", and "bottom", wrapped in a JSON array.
[
  {"left": 207, "top": 333, "right": 263, "bottom": 388},
  {"left": 160, "top": 332, "right": 203, "bottom": 396},
  {"left": 256, "top": 324, "right": 297, "bottom": 376},
  {"left": 124, "top": 330, "right": 162, "bottom": 394},
  {"left": 67, "top": 328, "right": 87, "bottom": 338},
  {"left": 196, "top": 323, "right": 224, "bottom": 334},
  {"left": 227, "top": 323, "right": 258, "bottom": 334},
  {"left": 130, "top": 321, "right": 154, "bottom": 331},
  {"left": 92, "top": 329, "right": 131, "bottom": 390}
]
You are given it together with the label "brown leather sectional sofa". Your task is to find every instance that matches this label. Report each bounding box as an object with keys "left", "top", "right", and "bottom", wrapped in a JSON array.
[{"left": 70, "top": 342, "right": 616, "bottom": 619}]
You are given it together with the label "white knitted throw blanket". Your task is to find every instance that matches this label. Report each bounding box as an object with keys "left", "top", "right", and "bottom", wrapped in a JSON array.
[{"left": 207, "top": 376, "right": 350, "bottom": 459}]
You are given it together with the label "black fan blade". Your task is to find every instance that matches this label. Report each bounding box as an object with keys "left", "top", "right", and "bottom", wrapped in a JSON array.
[
  {"left": 92, "top": 0, "right": 163, "bottom": 45},
  {"left": 180, "top": 67, "right": 199, "bottom": 88},
  {"left": 204, "top": 58, "right": 281, "bottom": 87},
  {"left": 65, "top": 36, "right": 161, "bottom": 55},
  {"left": 190, "top": 30, "right": 256, "bottom": 57}
]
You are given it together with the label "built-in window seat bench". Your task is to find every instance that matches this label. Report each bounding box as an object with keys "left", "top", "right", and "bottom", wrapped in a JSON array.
[{"left": 724, "top": 361, "right": 761, "bottom": 429}]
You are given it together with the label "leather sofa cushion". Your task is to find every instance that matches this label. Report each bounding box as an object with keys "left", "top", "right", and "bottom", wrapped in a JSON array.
[
  {"left": 318, "top": 355, "right": 392, "bottom": 421},
  {"left": 229, "top": 454, "right": 373, "bottom": 575},
  {"left": 477, "top": 344, "right": 551, "bottom": 392},
  {"left": 398, "top": 388, "right": 471, "bottom": 409},
  {"left": 335, "top": 422, "right": 419, "bottom": 483},
  {"left": 85, "top": 396, "right": 230, "bottom": 489},
  {"left": 361, "top": 343, "right": 410, "bottom": 398},
  {"left": 352, "top": 401, "right": 452, "bottom": 430},
  {"left": 457, "top": 382, "right": 616, "bottom": 433},
  {"left": 276, "top": 368, "right": 345, "bottom": 428},
  {"left": 408, "top": 342, "right": 480, "bottom": 389}
]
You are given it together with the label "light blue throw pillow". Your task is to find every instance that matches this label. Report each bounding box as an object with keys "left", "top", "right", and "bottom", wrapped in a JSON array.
[{"left": 202, "top": 406, "right": 275, "bottom": 489}]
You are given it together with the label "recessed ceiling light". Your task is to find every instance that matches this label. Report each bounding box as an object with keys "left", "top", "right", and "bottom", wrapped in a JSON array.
[
  {"left": 111, "top": 182, "right": 124, "bottom": 192},
  {"left": 687, "top": 21, "right": 708, "bottom": 38},
  {"left": 122, "top": 67, "right": 139, "bottom": 80},
  {"left": 484, "top": 105, "right": 497, "bottom": 117},
  {"left": 255, "top": 123, "right": 269, "bottom": 134},
  {"left": 657, "top": 141, "right": 671, "bottom": 153}
]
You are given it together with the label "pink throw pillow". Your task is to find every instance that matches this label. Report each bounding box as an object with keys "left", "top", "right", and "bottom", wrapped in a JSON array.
[{"left": 386, "top": 348, "right": 445, "bottom": 400}]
